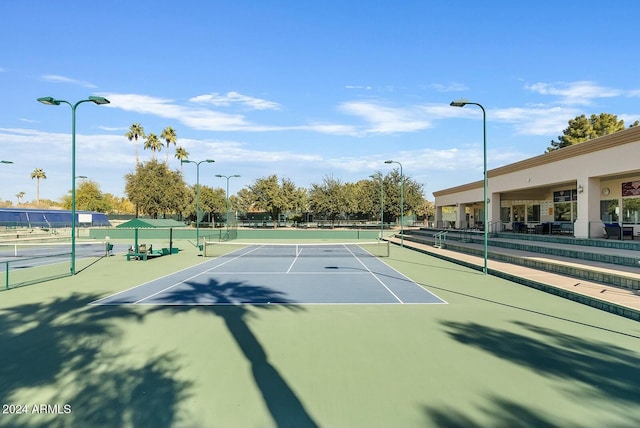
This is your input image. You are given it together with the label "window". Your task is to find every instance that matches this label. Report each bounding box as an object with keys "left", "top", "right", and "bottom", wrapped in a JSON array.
[
  {"left": 553, "top": 189, "right": 577, "bottom": 222},
  {"left": 527, "top": 204, "right": 541, "bottom": 222},
  {"left": 512, "top": 205, "right": 526, "bottom": 222},
  {"left": 500, "top": 207, "right": 511, "bottom": 222},
  {"left": 622, "top": 197, "right": 640, "bottom": 224},
  {"left": 600, "top": 200, "right": 619, "bottom": 223},
  {"left": 554, "top": 202, "right": 577, "bottom": 221}
]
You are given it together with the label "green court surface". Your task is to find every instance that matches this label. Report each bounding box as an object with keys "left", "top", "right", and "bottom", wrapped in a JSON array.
[{"left": 1, "top": 239, "right": 639, "bottom": 427}]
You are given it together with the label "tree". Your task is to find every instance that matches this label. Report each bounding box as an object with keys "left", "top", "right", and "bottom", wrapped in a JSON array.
[
  {"left": 30, "top": 168, "right": 46, "bottom": 204},
  {"left": 382, "top": 170, "right": 424, "bottom": 224},
  {"left": 547, "top": 113, "right": 627, "bottom": 152},
  {"left": 104, "top": 194, "right": 135, "bottom": 215},
  {"left": 245, "top": 175, "right": 303, "bottom": 227},
  {"left": 61, "top": 179, "right": 111, "bottom": 212},
  {"left": 143, "top": 133, "right": 163, "bottom": 160},
  {"left": 161, "top": 126, "right": 177, "bottom": 164},
  {"left": 308, "top": 175, "right": 350, "bottom": 225},
  {"left": 185, "top": 185, "right": 227, "bottom": 224},
  {"left": 15, "top": 192, "right": 25, "bottom": 204},
  {"left": 125, "top": 159, "right": 189, "bottom": 218},
  {"left": 174, "top": 146, "right": 189, "bottom": 172},
  {"left": 125, "top": 123, "right": 146, "bottom": 166}
]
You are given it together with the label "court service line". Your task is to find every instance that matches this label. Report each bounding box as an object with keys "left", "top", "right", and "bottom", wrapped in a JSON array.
[
  {"left": 89, "top": 257, "right": 221, "bottom": 305},
  {"left": 205, "top": 271, "right": 370, "bottom": 275},
  {"left": 133, "top": 246, "right": 268, "bottom": 304},
  {"left": 286, "top": 247, "right": 300, "bottom": 273},
  {"left": 345, "top": 245, "right": 404, "bottom": 303},
  {"left": 91, "top": 245, "right": 265, "bottom": 305}
]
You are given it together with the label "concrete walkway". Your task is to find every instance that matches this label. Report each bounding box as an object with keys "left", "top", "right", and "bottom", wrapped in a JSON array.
[{"left": 389, "top": 236, "right": 640, "bottom": 321}]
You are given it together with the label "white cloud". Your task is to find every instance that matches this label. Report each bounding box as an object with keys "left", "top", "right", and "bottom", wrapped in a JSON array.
[
  {"left": 190, "top": 91, "right": 281, "bottom": 110},
  {"left": 104, "top": 92, "right": 361, "bottom": 135},
  {"left": 40, "top": 74, "right": 97, "bottom": 89},
  {"left": 430, "top": 82, "right": 469, "bottom": 92},
  {"left": 103, "top": 93, "right": 252, "bottom": 131},
  {"left": 338, "top": 101, "right": 433, "bottom": 134},
  {"left": 491, "top": 106, "right": 579, "bottom": 136},
  {"left": 525, "top": 81, "right": 621, "bottom": 105},
  {"left": 180, "top": 138, "right": 322, "bottom": 163}
]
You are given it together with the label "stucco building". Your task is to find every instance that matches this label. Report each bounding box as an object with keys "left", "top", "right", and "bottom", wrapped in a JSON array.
[{"left": 433, "top": 125, "right": 640, "bottom": 239}]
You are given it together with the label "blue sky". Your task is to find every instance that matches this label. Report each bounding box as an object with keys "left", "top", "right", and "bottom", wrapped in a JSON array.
[{"left": 1, "top": 1, "right": 640, "bottom": 204}]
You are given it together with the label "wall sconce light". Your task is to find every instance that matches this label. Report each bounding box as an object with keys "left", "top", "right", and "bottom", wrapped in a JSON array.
[{"left": 578, "top": 184, "right": 584, "bottom": 193}]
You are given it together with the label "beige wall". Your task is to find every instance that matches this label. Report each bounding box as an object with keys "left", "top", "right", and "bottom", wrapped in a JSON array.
[{"left": 434, "top": 126, "right": 640, "bottom": 238}]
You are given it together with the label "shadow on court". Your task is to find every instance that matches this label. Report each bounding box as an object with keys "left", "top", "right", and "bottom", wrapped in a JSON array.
[
  {"left": 422, "top": 396, "right": 560, "bottom": 428},
  {"left": 150, "top": 278, "right": 319, "bottom": 428},
  {"left": 0, "top": 293, "right": 192, "bottom": 427},
  {"left": 420, "top": 319, "right": 640, "bottom": 427}
]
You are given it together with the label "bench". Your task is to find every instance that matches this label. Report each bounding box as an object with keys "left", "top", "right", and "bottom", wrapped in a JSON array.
[
  {"left": 126, "top": 244, "right": 168, "bottom": 261},
  {"left": 603, "top": 223, "right": 634, "bottom": 240},
  {"left": 551, "top": 222, "right": 573, "bottom": 235}
]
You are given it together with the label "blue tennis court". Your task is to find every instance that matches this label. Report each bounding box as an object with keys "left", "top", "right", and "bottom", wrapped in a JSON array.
[{"left": 91, "top": 243, "right": 446, "bottom": 306}]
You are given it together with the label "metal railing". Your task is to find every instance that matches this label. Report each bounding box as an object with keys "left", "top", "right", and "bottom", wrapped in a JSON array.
[{"left": 434, "top": 230, "right": 448, "bottom": 248}]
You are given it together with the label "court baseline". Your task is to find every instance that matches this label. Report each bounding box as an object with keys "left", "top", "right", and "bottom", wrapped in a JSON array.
[{"left": 91, "top": 244, "right": 446, "bottom": 306}]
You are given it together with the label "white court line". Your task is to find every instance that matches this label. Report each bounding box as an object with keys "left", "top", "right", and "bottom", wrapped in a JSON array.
[
  {"left": 286, "top": 245, "right": 300, "bottom": 273},
  {"left": 345, "top": 244, "right": 403, "bottom": 303},
  {"left": 205, "top": 271, "right": 370, "bottom": 275},
  {"left": 89, "top": 257, "right": 220, "bottom": 305},
  {"left": 90, "top": 245, "right": 264, "bottom": 305},
  {"left": 133, "top": 245, "right": 267, "bottom": 304}
]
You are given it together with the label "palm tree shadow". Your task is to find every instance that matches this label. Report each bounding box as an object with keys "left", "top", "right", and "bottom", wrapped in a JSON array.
[
  {"left": 422, "top": 395, "right": 564, "bottom": 428},
  {"left": 153, "top": 278, "right": 319, "bottom": 428},
  {"left": 440, "top": 319, "right": 640, "bottom": 404},
  {"left": 0, "top": 292, "right": 192, "bottom": 427}
]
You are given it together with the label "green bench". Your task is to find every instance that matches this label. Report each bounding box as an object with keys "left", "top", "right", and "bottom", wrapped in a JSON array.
[{"left": 126, "top": 245, "right": 172, "bottom": 261}]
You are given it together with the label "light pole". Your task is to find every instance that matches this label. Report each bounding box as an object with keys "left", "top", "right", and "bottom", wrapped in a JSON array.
[
  {"left": 215, "top": 174, "right": 241, "bottom": 235},
  {"left": 38, "top": 96, "right": 110, "bottom": 275},
  {"left": 369, "top": 173, "right": 384, "bottom": 240},
  {"left": 182, "top": 159, "right": 215, "bottom": 248},
  {"left": 450, "top": 99, "right": 488, "bottom": 275},
  {"left": 385, "top": 160, "right": 403, "bottom": 247}
]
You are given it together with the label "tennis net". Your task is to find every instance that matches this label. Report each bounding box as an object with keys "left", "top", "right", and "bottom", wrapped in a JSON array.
[
  {"left": 203, "top": 240, "right": 390, "bottom": 258},
  {"left": 0, "top": 241, "right": 108, "bottom": 259}
]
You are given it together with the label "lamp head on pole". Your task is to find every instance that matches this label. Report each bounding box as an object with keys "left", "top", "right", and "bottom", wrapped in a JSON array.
[
  {"left": 1, "top": 160, "right": 13, "bottom": 164},
  {"left": 450, "top": 99, "right": 469, "bottom": 107},
  {"left": 384, "top": 160, "right": 394, "bottom": 164},
  {"left": 181, "top": 159, "right": 193, "bottom": 164},
  {"left": 37, "top": 97, "right": 61, "bottom": 106},
  {"left": 205, "top": 159, "right": 215, "bottom": 164},
  {"left": 88, "top": 96, "right": 110, "bottom": 105}
]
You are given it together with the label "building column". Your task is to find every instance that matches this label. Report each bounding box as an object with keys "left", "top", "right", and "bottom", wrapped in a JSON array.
[
  {"left": 435, "top": 205, "right": 443, "bottom": 228},
  {"left": 574, "top": 176, "right": 602, "bottom": 238},
  {"left": 489, "top": 191, "right": 501, "bottom": 232},
  {"left": 456, "top": 203, "right": 466, "bottom": 229}
]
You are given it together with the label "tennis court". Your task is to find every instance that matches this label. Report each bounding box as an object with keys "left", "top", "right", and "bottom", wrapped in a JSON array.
[
  {"left": 91, "top": 241, "right": 446, "bottom": 306},
  {"left": 0, "top": 240, "right": 124, "bottom": 289},
  {"left": 2, "top": 238, "right": 639, "bottom": 428}
]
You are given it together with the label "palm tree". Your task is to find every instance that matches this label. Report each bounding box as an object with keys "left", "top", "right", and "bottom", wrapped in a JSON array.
[
  {"left": 175, "top": 146, "right": 189, "bottom": 173},
  {"left": 30, "top": 168, "right": 46, "bottom": 204},
  {"left": 15, "top": 191, "right": 25, "bottom": 204},
  {"left": 160, "top": 126, "right": 177, "bottom": 164},
  {"left": 143, "top": 133, "right": 163, "bottom": 160},
  {"left": 125, "top": 123, "right": 146, "bottom": 166}
]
